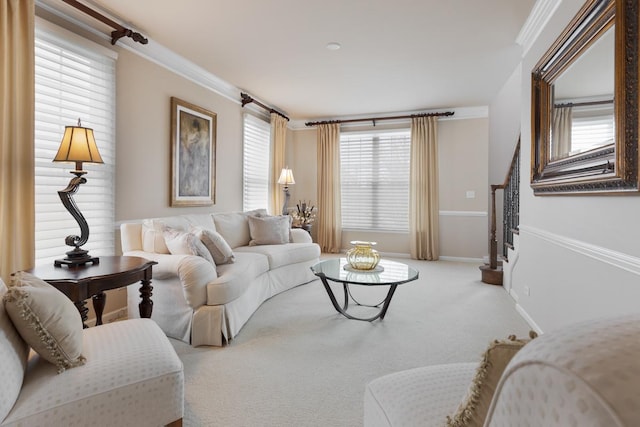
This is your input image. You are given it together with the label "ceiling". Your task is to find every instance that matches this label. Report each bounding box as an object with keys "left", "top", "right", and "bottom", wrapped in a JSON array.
[{"left": 40, "top": 0, "right": 536, "bottom": 121}]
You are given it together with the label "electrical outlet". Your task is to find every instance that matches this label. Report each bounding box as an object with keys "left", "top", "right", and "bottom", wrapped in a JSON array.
[
  {"left": 524, "top": 285, "right": 531, "bottom": 296},
  {"left": 465, "top": 190, "right": 475, "bottom": 199}
]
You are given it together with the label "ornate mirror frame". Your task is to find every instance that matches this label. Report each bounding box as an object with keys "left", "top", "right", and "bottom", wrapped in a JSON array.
[{"left": 531, "top": 0, "right": 639, "bottom": 195}]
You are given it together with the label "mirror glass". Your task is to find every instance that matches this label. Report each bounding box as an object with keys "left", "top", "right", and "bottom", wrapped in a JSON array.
[
  {"left": 550, "top": 25, "right": 615, "bottom": 161},
  {"left": 530, "top": 0, "right": 639, "bottom": 195}
]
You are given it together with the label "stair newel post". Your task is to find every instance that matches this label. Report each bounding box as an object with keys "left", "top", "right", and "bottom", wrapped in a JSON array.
[{"left": 489, "top": 184, "right": 500, "bottom": 270}]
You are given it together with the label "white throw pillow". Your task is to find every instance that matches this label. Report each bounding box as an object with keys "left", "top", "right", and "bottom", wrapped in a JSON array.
[
  {"left": 212, "top": 209, "right": 267, "bottom": 249},
  {"left": 163, "top": 228, "right": 215, "bottom": 265},
  {"left": 3, "top": 272, "right": 85, "bottom": 373},
  {"left": 192, "top": 227, "right": 235, "bottom": 264},
  {"left": 248, "top": 215, "right": 292, "bottom": 246}
]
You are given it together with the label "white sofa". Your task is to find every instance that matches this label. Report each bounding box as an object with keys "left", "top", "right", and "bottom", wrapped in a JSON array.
[
  {"left": 0, "top": 280, "right": 184, "bottom": 427},
  {"left": 364, "top": 313, "right": 640, "bottom": 426},
  {"left": 120, "top": 211, "right": 320, "bottom": 347}
]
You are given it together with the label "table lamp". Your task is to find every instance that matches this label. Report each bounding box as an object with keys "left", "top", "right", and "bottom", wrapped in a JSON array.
[
  {"left": 277, "top": 167, "right": 295, "bottom": 215},
  {"left": 52, "top": 119, "right": 103, "bottom": 267}
]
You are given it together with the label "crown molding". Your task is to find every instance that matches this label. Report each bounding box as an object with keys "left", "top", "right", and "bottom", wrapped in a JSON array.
[{"left": 516, "top": 0, "right": 562, "bottom": 56}]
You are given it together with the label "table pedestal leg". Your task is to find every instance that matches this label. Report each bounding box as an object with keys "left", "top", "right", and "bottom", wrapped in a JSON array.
[
  {"left": 75, "top": 300, "right": 89, "bottom": 329},
  {"left": 92, "top": 291, "right": 106, "bottom": 326},
  {"left": 319, "top": 275, "right": 399, "bottom": 321},
  {"left": 139, "top": 279, "right": 153, "bottom": 318}
]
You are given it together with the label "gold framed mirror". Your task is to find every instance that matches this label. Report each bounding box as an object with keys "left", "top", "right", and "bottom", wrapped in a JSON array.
[{"left": 530, "top": 0, "right": 639, "bottom": 195}]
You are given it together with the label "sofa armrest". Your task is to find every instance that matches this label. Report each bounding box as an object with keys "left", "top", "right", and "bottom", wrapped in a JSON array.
[
  {"left": 123, "top": 251, "right": 217, "bottom": 309},
  {"left": 291, "top": 228, "right": 312, "bottom": 243}
]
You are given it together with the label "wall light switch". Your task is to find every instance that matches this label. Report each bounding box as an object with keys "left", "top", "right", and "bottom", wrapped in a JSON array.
[{"left": 465, "top": 190, "right": 475, "bottom": 199}]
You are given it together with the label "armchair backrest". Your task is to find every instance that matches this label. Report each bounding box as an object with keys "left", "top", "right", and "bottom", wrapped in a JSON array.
[
  {"left": 0, "top": 279, "right": 29, "bottom": 423},
  {"left": 486, "top": 313, "right": 640, "bottom": 427}
]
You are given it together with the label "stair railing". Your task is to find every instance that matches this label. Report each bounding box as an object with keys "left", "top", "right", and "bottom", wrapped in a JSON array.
[{"left": 489, "top": 139, "right": 520, "bottom": 269}]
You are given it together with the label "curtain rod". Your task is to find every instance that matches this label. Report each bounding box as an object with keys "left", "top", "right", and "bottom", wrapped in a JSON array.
[
  {"left": 61, "top": 0, "right": 148, "bottom": 45},
  {"left": 305, "top": 111, "right": 454, "bottom": 127},
  {"left": 555, "top": 99, "right": 613, "bottom": 108},
  {"left": 240, "top": 93, "right": 290, "bottom": 121}
]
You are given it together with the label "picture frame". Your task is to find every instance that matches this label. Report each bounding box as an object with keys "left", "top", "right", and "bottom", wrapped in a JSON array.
[{"left": 170, "top": 97, "right": 216, "bottom": 206}]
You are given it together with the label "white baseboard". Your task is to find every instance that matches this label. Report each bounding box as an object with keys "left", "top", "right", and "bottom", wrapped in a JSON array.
[
  {"left": 86, "top": 308, "right": 128, "bottom": 328},
  {"left": 515, "top": 303, "right": 543, "bottom": 335},
  {"left": 439, "top": 256, "right": 483, "bottom": 263}
]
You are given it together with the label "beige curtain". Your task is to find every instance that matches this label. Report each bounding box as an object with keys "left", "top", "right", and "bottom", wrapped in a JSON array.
[
  {"left": 410, "top": 116, "right": 439, "bottom": 260},
  {"left": 316, "top": 123, "right": 342, "bottom": 253},
  {"left": 0, "top": 0, "right": 35, "bottom": 283},
  {"left": 270, "top": 112, "right": 287, "bottom": 215},
  {"left": 552, "top": 106, "right": 572, "bottom": 160}
]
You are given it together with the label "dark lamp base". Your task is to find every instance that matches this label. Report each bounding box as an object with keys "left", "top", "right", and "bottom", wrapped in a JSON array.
[{"left": 54, "top": 248, "right": 100, "bottom": 268}]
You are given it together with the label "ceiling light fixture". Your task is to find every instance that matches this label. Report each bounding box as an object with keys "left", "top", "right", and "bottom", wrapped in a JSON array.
[{"left": 326, "top": 42, "right": 341, "bottom": 51}]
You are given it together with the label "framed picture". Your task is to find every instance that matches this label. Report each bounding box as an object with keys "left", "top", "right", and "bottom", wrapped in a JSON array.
[{"left": 170, "top": 97, "right": 216, "bottom": 206}]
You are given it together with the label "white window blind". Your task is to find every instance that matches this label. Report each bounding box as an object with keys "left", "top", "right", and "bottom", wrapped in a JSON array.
[
  {"left": 340, "top": 130, "right": 411, "bottom": 232},
  {"left": 243, "top": 114, "right": 271, "bottom": 211},
  {"left": 570, "top": 105, "right": 615, "bottom": 155},
  {"left": 34, "top": 22, "right": 116, "bottom": 265}
]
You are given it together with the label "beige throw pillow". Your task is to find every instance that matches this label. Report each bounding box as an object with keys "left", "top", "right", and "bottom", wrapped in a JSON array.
[
  {"left": 3, "top": 272, "right": 86, "bottom": 373},
  {"left": 163, "top": 227, "right": 215, "bottom": 265},
  {"left": 445, "top": 331, "right": 538, "bottom": 427},
  {"left": 192, "top": 227, "right": 235, "bottom": 264},
  {"left": 248, "top": 215, "right": 291, "bottom": 246}
]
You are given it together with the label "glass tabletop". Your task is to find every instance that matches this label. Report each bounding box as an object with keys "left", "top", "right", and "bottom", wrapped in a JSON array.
[{"left": 311, "top": 258, "right": 418, "bottom": 286}]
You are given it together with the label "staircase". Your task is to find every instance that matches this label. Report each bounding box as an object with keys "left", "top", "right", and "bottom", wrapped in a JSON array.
[{"left": 480, "top": 139, "right": 520, "bottom": 285}]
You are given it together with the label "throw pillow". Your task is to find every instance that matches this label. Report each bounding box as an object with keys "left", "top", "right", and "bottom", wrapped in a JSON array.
[
  {"left": 192, "top": 227, "right": 235, "bottom": 265},
  {"left": 248, "top": 215, "right": 291, "bottom": 246},
  {"left": 163, "top": 228, "right": 215, "bottom": 265},
  {"left": 3, "top": 272, "right": 86, "bottom": 374},
  {"left": 445, "top": 331, "right": 538, "bottom": 427}
]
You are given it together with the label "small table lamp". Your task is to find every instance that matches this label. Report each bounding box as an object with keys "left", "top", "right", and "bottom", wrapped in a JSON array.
[
  {"left": 52, "top": 119, "right": 103, "bottom": 267},
  {"left": 277, "top": 167, "right": 295, "bottom": 215}
]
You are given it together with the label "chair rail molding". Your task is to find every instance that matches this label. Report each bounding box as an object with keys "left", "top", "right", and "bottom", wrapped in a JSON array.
[
  {"left": 439, "top": 210, "right": 488, "bottom": 217},
  {"left": 519, "top": 225, "right": 640, "bottom": 276}
]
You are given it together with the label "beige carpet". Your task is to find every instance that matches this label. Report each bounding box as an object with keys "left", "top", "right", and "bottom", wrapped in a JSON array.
[{"left": 170, "top": 257, "right": 530, "bottom": 427}]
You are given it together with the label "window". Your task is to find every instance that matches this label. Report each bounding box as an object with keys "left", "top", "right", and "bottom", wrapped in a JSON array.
[
  {"left": 34, "top": 20, "right": 116, "bottom": 265},
  {"left": 242, "top": 114, "right": 271, "bottom": 211},
  {"left": 340, "top": 130, "right": 411, "bottom": 232},
  {"left": 570, "top": 104, "right": 615, "bottom": 155}
]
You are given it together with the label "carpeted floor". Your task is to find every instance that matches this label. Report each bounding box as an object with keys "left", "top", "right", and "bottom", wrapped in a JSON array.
[{"left": 170, "top": 257, "right": 531, "bottom": 427}]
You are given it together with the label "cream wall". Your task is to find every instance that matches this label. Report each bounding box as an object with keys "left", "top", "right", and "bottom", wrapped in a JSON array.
[
  {"left": 289, "top": 118, "right": 489, "bottom": 259},
  {"left": 493, "top": 0, "right": 640, "bottom": 333}
]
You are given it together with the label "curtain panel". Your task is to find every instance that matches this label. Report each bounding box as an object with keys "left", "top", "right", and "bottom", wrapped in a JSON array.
[
  {"left": 0, "top": 0, "right": 35, "bottom": 282},
  {"left": 316, "top": 123, "right": 342, "bottom": 253},
  {"left": 270, "top": 112, "right": 287, "bottom": 215},
  {"left": 552, "top": 106, "right": 572, "bottom": 159},
  {"left": 409, "top": 116, "right": 439, "bottom": 260}
]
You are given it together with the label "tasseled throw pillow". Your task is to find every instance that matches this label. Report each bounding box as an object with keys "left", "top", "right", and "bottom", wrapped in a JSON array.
[
  {"left": 445, "top": 331, "right": 538, "bottom": 427},
  {"left": 3, "top": 272, "right": 86, "bottom": 373}
]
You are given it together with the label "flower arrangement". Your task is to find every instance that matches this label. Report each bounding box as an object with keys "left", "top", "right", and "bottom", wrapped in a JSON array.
[{"left": 292, "top": 200, "right": 316, "bottom": 226}]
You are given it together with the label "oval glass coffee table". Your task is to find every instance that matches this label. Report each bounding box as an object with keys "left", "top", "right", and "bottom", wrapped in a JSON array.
[{"left": 311, "top": 258, "right": 419, "bottom": 321}]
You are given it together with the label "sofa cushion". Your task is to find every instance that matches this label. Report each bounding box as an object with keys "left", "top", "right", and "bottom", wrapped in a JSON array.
[
  {"left": 248, "top": 215, "right": 291, "bottom": 246},
  {"left": 163, "top": 228, "right": 215, "bottom": 265},
  {"left": 3, "top": 272, "right": 85, "bottom": 374},
  {"left": 445, "top": 332, "right": 536, "bottom": 427},
  {"left": 182, "top": 213, "right": 217, "bottom": 231},
  {"left": 193, "top": 227, "right": 235, "bottom": 264},
  {"left": 212, "top": 209, "right": 267, "bottom": 249},
  {"left": 0, "top": 279, "right": 29, "bottom": 423},
  {"left": 235, "top": 243, "right": 320, "bottom": 270},
  {"left": 207, "top": 252, "right": 269, "bottom": 305},
  {"left": 2, "top": 319, "right": 184, "bottom": 427}
]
